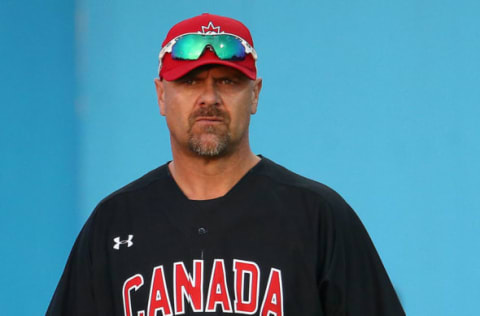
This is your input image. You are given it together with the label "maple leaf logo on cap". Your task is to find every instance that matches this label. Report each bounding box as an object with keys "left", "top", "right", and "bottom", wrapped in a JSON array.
[{"left": 200, "top": 22, "right": 222, "bottom": 34}]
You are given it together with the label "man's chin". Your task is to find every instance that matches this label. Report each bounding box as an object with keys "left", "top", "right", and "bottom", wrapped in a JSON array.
[{"left": 188, "top": 133, "right": 230, "bottom": 157}]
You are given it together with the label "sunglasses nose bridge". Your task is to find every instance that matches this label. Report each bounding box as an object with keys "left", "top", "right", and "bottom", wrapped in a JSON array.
[{"left": 205, "top": 43, "right": 215, "bottom": 52}]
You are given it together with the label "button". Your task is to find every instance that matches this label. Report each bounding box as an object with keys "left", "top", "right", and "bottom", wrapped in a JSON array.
[{"left": 198, "top": 227, "right": 207, "bottom": 235}]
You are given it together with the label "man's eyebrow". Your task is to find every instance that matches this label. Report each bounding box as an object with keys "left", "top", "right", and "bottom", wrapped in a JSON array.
[
  {"left": 174, "top": 73, "right": 199, "bottom": 82},
  {"left": 217, "top": 73, "right": 249, "bottom": 81}
]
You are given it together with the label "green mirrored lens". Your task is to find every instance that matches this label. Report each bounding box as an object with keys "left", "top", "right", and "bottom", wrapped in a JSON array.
[
  {"left": 171, "top": 34, "right": 207, "bottom": 60},
  {"left": 171, "top": 34, "right": 246, "bottom": 61},
  {"left": 211, "top": 35, "right": 245, "bottom": 60}
]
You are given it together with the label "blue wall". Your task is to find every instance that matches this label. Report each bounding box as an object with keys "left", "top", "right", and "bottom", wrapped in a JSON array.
[
  {"left": 0, "top": 0, "right": 77, "bottom": 313},
  {"left": 1, "top": 0, "right": 479, "bottom": 314}
]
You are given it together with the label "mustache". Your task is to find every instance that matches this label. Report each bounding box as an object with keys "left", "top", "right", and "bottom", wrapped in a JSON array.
[{"left": 189, "top": 106, "right": 230, "bottom": 122}]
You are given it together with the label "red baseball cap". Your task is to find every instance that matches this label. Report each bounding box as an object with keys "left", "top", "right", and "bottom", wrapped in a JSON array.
[{"left": 159, "top": 13, "right": 257, "bottom": 81}]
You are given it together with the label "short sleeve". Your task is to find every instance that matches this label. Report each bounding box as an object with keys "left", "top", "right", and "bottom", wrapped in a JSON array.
[
  {"left": 46, "top": 215, "right": 98, "bottom": 316},
  {"left": 318, "top": 196, "right": 405, "bottom": 315}
]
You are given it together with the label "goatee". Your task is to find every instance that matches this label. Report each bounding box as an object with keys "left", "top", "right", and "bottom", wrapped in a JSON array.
[{"left": 187, "top": 106, "right": 231, "bottom": 157}]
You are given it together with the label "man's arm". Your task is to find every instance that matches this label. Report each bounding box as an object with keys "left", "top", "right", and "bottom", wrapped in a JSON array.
[
  {"left": 46, "top": 217, "right": 97, "bottom": 315},
  {"left": 318, "top": 197, "right": 405, "bottom": 315}
]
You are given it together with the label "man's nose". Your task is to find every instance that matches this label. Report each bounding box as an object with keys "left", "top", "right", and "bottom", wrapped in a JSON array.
[{"left": 198, "top": 80, "right": 221, "bottom": 107}]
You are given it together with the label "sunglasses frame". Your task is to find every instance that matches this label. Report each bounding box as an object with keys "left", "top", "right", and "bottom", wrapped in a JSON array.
[{"left": 158, "top": 32, "right": 257, "bottom": 73}]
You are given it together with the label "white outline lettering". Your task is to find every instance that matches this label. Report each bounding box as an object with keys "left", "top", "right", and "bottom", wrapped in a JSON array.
[
  {"left": 259, "top": 268, "right": 283, "bottom": 316},
  {"left": 147, "top": 266, "right": 173, "bottom": 316},
  {"left": 122, "top": 274, "right": 144, "bottom": 316},
  {"left": 233, "top": 259, "right": 260, "bottom": 314},
  {"left": 205, "top": 259, "right": 233, "bottom": 313},
  {"left": 173, "top": 260, "right": 204, "bottom": 314}
]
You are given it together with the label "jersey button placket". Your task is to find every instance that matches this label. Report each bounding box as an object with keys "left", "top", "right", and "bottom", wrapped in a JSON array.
[{"left": 196, "top": 227, "right": 208, "bottom": 260}]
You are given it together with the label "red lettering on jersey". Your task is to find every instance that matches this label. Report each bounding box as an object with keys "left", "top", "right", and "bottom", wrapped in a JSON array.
[
  {"left": 205, "top": 259, "right": 233, "bottom": 312},
  {"left": 260, "top": 268, "right": 283, "bottom": 316},
  {"left": 147, "top": 266, "right": 173, "bottom": 316},
  {"left": 233, "top": 259, "right": 260, "bottom": 314},
  {"left": 123, "top": 274, "right": 144, "bottom": 316},
  {"left": 174, "top": 260, "right": 203, "bottom": 313}
]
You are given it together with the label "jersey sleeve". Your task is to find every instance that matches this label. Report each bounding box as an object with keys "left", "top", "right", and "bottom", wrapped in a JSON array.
[
  {"left": 46, "top": 213, "right": 98, "bottom": 316},
  {"left": 317, "top": 194, "right": 405, "bottom": 315}
]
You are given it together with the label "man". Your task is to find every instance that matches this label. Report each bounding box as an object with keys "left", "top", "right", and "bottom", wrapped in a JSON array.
[{"left": 47, "top": 13, "right": 405, "bottom": 316}]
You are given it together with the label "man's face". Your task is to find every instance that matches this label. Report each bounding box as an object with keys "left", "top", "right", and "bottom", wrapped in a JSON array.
[{"left": 155, "top": 65, "right": 262, "bottom": 158}]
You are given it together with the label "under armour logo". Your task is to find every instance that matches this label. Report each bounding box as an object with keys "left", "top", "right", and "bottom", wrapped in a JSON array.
[{"left": 113, "top": 235, "right": 134, "bottom": 250}]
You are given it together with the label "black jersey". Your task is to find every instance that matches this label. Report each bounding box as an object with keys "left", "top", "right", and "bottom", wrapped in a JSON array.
[{"left": 47, "top": 157, "right": 405, "bottom": 315}]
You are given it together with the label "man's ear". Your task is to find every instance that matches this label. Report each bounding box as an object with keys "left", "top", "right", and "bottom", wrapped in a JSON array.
[
  {"left": 250, "top": 78, "right": 262, "bottom": 114},
  {"left": 154, "top": 78, "right": 166, "bottom": 116}
]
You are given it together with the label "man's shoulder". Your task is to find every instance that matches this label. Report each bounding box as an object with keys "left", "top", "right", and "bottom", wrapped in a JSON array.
[
  {"left": 256, "top": 157, "right": 358, "bottom": 225},
  {"left": 257, "top": 157, "right": 346, "bottom": 203},
  {"left": 96, "top": 163, "right": 170, "bottom": 208}
]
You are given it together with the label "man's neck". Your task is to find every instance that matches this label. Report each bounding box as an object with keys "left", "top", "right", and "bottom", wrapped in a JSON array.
[{"left": 168, "top": 148, "right": 260, "bottom": 200}]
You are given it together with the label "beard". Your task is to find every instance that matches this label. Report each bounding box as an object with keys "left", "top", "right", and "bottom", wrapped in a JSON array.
[{"left": 187, "top": 106, "right": 231, "bottom": 157}]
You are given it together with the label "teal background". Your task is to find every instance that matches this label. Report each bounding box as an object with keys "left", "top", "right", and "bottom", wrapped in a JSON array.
[{"left": 1, "top": 0, "right": 479, "bottom": 314}]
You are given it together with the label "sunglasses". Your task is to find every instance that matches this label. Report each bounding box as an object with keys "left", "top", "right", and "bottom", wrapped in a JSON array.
[{"left": 158, "top": 33, "right": 257, "bottom": 71}]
